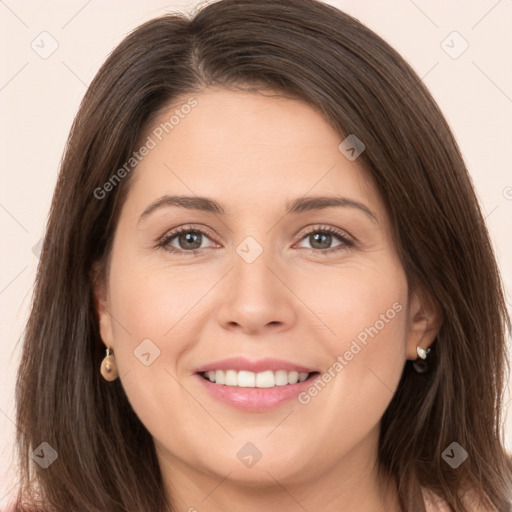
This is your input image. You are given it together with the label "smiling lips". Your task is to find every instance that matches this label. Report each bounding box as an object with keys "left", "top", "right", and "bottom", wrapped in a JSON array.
[{"left": 195, "top": 357, "right": 320, "bottom": 410}]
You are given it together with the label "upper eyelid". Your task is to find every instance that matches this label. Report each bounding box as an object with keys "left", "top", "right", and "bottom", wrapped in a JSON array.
[{"left": 296, "top": 224, "right": 353, "bottom": 240}]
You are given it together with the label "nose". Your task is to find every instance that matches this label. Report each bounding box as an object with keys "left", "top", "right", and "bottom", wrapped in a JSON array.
[{"left": 216, "top": 246, "right": 297, "bottom": 335}]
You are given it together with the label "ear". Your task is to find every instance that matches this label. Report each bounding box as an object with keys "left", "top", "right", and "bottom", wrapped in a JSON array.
[
  {"left": 405, "top": 288, "right": 443, "bottom": 360},
  {"left": 91, "top": 261, "right": 115, "bottom": 349}
]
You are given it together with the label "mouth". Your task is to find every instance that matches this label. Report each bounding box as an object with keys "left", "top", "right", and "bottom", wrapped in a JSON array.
[
  {"left": 198, "top": 369, "right": 320, "bottom": 388},
  {"left": 194, "top": 369, "right": 321, "bottom": 411},
  {"left": 193, "top": 356, "right": 320, "bottom": 410}
]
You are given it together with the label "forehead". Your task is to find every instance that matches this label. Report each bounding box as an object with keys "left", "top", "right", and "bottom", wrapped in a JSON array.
[{"left": 125, "top": 87, "right": 383, "bottom": 219}]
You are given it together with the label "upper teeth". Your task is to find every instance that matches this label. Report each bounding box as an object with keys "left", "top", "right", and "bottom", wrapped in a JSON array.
[{"left": 204, "top": 370, "right": 310, "bottom": 388}]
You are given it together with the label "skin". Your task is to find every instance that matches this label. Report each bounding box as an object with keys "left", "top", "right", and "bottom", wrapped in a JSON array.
[{"left": 95, "top": 87, "right": 440, "bottom": 512}]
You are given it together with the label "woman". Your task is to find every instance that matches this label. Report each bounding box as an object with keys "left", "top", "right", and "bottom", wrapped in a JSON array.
[{"left": 13, "top": 0, "right": 512, "bottom": 510}]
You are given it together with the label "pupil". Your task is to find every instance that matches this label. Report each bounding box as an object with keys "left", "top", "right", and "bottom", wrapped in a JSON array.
[{"left": 311, "top": 232, "right": 331, "bottom": 249}]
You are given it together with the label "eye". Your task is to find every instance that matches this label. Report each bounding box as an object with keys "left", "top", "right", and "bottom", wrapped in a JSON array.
[
  {"left": 295, "top": 225, "right": 354, "bottom": 253},
  {"left": 156, "top": 224, "right": 354, "bottom": 256},
  {"left": 157, "top": 225, "right": 218, "bottom": 255}
]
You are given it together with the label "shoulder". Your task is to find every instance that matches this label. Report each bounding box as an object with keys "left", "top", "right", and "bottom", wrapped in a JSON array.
[{"left": 421, "top": 486, "right": 499, "bottom": 512}]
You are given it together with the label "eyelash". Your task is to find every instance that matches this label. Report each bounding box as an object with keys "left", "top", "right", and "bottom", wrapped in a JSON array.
[{"left": 156, "top": 224, "right": 355, "bottom": 256}]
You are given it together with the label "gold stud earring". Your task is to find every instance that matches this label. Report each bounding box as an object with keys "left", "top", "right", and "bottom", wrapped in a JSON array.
[{"left": 100, "top": 347, "right": 119, "bottom": 381}]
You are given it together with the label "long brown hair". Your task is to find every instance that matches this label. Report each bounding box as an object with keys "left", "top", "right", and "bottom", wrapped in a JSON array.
[{"left": 14, "top": 0, "right": 512, "bottom": 510}]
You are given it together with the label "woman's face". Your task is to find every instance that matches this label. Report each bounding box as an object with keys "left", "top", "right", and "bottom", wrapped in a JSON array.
[{"left": 96, "top": 87, "right": 430, "bottom": 496}]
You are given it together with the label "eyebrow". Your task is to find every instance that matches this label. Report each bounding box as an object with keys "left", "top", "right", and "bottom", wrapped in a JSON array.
[{"left": 138, "top": 195, "right": 377, "bottom": 223}]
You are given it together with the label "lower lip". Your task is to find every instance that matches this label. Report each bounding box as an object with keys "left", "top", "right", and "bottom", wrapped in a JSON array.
[{"left": 195, "top": 373, "right": 319, "bottom": 412}]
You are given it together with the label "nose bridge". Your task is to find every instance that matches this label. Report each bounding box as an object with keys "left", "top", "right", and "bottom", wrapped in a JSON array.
[
  {"left": 216, "top": 232, "right": 297, "bottom": 332},
  {"left": 232, "top": 233, "right": 278, "bottom": 297}
]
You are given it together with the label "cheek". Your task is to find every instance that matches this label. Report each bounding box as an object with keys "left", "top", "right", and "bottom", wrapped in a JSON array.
[
  {"left": 104, "top": 262, "right": 198, "bottom": 442},
  {"left": 108, "top": 254, "right": 216, "bottom": 343},
  {"left": 295, "top": 259, "right": 408, "bottom": 416},
  {"left": 291, "top": 271, "right": 408, "bottom": 468},
  {"left": 104, "top": 251, "right": 223, "bottom": 412},
  {"left": 294, "top": 257, "right": 407, "bottom": 354},
  {"left": 331, "top": 279, "right": 407, "bottom": 366}
]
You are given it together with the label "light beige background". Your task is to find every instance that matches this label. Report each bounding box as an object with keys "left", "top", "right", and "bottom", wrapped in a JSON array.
[{"left": 1, "top": 0, "right": 511, "bottom": 506}]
